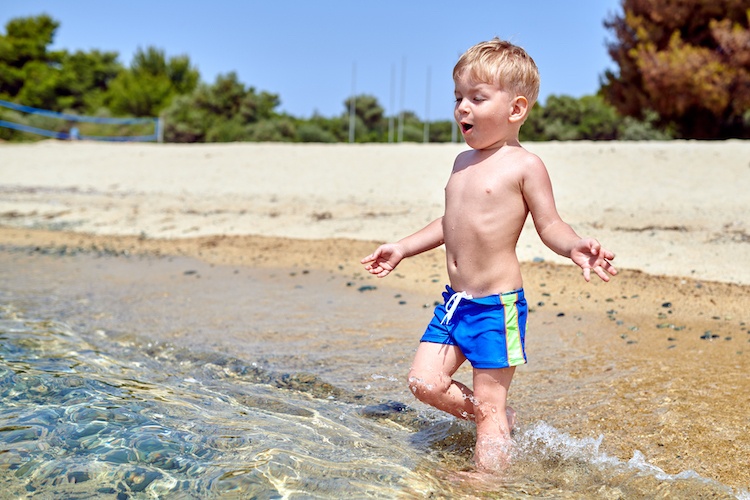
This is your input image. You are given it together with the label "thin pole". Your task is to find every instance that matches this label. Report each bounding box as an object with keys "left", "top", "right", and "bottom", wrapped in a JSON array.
[
  {"left": 388, "top": 64, "right": 395, "bottom": 143},
  {"left": 398, "top": 57, "right": 406, "bottom": 142},
  {"left": 349, "top": 63, "right": 356, "bottom": 143},
  {"left": 423, "top": 66, "right": 431, "bottom": 143}
]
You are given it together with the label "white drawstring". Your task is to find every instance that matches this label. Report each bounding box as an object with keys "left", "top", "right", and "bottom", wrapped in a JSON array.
[{"left": 440, "top": 291, "right": 473, "bottom": 324}]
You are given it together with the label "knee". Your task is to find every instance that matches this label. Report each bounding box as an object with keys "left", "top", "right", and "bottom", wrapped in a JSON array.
[{"left": 406, "top": 368, "right": 447, "bottom": 403}]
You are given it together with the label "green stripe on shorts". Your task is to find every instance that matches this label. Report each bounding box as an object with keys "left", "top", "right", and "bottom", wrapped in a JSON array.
[{"left": 501, "top": 291, "right": 525, "bottom": 366}]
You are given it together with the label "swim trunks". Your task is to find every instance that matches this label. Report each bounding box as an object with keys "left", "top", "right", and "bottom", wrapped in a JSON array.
[{"left": 420, "top": 285, "right": 528, "bottom": 369}]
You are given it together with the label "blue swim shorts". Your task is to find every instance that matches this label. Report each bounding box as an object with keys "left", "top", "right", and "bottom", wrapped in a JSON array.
[{"left": 420, "top": 285, "right": 528, "bottom": 369}]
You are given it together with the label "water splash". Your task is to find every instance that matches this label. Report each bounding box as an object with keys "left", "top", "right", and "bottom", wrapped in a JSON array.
[{"left": 514, "top": 421, "right": 742, "bottom": 499}]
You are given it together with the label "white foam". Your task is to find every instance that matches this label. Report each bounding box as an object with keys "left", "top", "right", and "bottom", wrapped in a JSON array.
[{"left": 519, "top": 421, "right": 743, "bottom": 498}]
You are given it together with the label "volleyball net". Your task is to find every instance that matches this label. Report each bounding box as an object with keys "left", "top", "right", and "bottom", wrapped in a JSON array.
[{"left": 0, "top": 99, "right": 162, "bottom": 142}]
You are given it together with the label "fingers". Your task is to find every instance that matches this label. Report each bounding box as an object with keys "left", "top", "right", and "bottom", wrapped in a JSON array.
[
  {"left": 360, "top": 250, "right": 380, "bottom": 265},
  {"left": 600, "top": 248, "right": 616, "bottom": 261},
  {"left": 361, "top": 249, "right": 392, "bottom": 278},
  {"left": 588, "top": 240, "right": 617, "bottom": 262},
  {"left": 594, "top": 266, "right": 610, "bottom": 282},
  {"left": 584, "top": 259, "right": 617, "bottom": 282},
  {"left": 363, "top": 261, "right": 383, "bottom": 274},
  {"left": 365, "top": 264, "right": 391, "bottom": 278},
  {"left": 590, "top": 239, "right": 601, "bottom": 255}
]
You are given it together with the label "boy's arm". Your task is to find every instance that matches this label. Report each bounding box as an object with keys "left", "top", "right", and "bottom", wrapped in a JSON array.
[
  {"left": 361, "top": 217, "right": 444, "bottom": 278},
  {"left": 522, "top": 156, "right": 617, "bottom": 282}
]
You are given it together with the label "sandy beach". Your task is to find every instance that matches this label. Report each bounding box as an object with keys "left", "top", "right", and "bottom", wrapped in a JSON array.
[
  {"left": 1, "top": 140, "right": 750, "bottom": 284},
  {"left": 1, "top": 140, "right": 749, "bottom": 492}
]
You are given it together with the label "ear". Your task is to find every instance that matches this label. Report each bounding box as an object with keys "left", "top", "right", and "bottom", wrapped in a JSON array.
[{"left": 508, "top": 96, "right": 529, "bottom": 124}]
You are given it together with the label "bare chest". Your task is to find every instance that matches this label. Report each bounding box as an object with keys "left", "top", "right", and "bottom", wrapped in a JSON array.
[{"left": 445, "top": 166, "right": 523, "bottom": 212}]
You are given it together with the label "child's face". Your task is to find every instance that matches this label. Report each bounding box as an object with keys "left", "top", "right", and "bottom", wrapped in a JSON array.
[{"left": 453, "top": 74, "right": 518, "bottom": 150}]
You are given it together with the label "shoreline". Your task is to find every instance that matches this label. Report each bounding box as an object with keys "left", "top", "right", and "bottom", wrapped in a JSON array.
[
  {"left": 0, "top": 226, "right": 750, "bottom": 489},
  {"left": 2, "top": 228, "right": 749, "bottom": 490}
]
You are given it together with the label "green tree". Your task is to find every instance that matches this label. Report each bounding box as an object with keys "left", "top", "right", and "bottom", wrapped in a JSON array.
[
  {"left": 0, "top": 15, "right": 126, "bottom": 141},
  {"left": 397, "top": 111, "right": 425, "bottom": 142},
  {"left": 162, "top": 72, "right": 280, "bottom": 142},
  {"left": 0, "top": 15, "right": 70, "bottom": 110},
  {"left": 428, "top": 120, "right": 456, "bottom": 142},
  {"left": 603, "top": 0, "right": 750, "bottom": 138},
  {"left": 520, "top": 94, "right": 672, "bottom": 141},
  {"left": 296, "top": 112, "right": 339, "bottom": 142},
  {"left": 540, "top": 95, "right": 620, "bottom": 140},
  {"left": 59, "top": 50, "right": 121, "bottom": 112},
  {"left": 106, "top": 46, "right": 199, "bottom": 117},
  {"left": 342, "top": 94, "right": 388, "bottom": 141}
]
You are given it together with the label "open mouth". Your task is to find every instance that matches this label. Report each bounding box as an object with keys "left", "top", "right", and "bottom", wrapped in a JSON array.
[{"left": 461, "top": 123, "right": 473, "bottom": 132}]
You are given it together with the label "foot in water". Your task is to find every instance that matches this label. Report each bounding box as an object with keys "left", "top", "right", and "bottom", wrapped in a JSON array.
[{"left": 473, "top": 406, "right": 517, "bottom": 472}]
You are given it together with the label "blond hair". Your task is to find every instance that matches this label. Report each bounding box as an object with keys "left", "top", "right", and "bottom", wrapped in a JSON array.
[{"left": 453, "top": 38, "right": 540, "bottom": 107}]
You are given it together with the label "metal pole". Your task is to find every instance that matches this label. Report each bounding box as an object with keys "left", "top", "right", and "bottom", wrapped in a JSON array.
[
  {"left": 388, "top": 64, "right": 395, "bottom": 143},
  {"left": 423, "top": 66, "right": 431, "bottom": 143},
  {"left": 398, "top": 57, "right": 406, "bottom": 143},
  {"left": 349, "top": 63, "right": 356, "bottom": 143}
]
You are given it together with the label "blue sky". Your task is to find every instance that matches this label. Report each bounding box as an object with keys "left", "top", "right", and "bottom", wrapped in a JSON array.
[{"left": 1, "top": 1, "right": 623, "bottom": 121}]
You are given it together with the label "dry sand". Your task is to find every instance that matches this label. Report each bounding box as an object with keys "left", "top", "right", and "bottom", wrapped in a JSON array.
[
  {"left": 1, "top": 140, "right": 749, "bottom": 283},
  {"left": 1, "top": 141, "right": 749, "bottom": 490}
]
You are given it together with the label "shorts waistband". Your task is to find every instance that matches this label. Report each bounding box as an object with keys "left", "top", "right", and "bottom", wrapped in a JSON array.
[
  {"left": 440, "top": 285, "right": 524, "bottom": 325},
  {"left": 444, "top": 285, "right": 525, "bottom": 304}
]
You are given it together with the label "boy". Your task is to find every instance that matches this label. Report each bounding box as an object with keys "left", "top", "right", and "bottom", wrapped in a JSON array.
[{"left": 361, "top": 38, "right": 616, "bottom": 470}]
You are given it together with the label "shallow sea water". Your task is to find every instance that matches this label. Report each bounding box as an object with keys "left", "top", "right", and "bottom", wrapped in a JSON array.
[{"left": 0, "top": 248, "right": 746, "bottom": 499}]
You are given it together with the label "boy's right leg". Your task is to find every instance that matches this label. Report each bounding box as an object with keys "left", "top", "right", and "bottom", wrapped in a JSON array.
[{"left": 407, "top": 341, "right": 476, "bottom": 420}]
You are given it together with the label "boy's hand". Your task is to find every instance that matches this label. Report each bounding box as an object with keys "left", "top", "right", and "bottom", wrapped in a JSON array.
[
  {"left": 570, "top": 238, "right": 617, "bottom": 282},
  {"left": 361, "top": 243, "right": 404, "bottom": 278}
]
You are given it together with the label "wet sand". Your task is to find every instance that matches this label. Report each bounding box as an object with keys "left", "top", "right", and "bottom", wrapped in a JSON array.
[{"left": 1, "top": 141, "right": 749, "bottom": 490}]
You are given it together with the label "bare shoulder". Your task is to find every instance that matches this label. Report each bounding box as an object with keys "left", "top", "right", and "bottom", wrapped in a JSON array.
[
  {"left": 514, "top": 147, "right": 545, "bottom": 170},
  {"left": 490, "top": 146, "right": 547, "bottom": 180},
  {"left": 452, "top": 149, "right": 477, "bottom": 171},
  {"left": 513, "top": 148, "right": 550, "bottom": 182}
]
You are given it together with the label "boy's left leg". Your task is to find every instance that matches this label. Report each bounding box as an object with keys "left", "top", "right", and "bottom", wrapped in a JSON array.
[{"left": 471, "top": 366, "right": 516, "bottom": 471}]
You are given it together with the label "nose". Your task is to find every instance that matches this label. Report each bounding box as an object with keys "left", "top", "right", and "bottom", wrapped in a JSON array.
[{"left": 455, "top": 97, "right": 469, "bottom": 114}]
